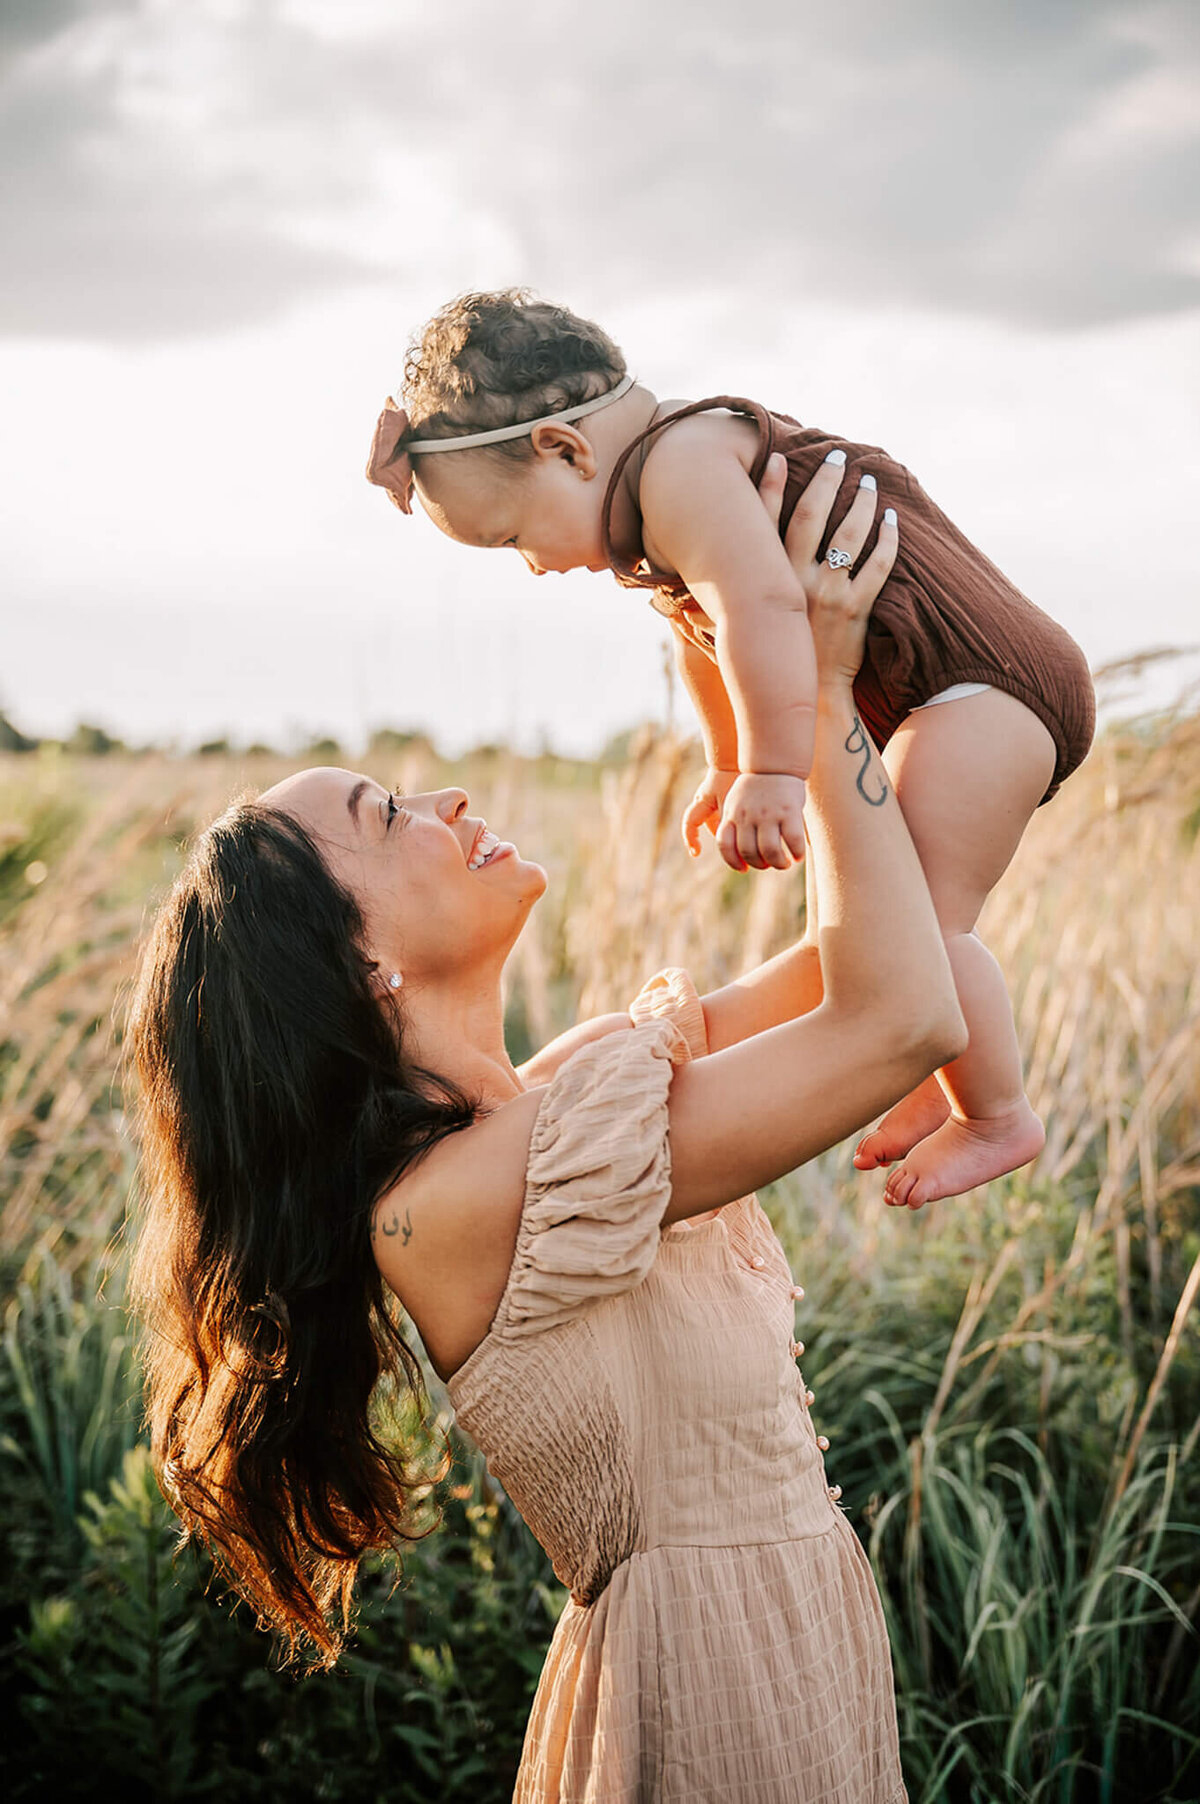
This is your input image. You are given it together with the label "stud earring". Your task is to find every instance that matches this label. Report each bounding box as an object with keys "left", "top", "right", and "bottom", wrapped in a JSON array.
[{"left": 388, "top": 972, "right": 403, "bottom": 990}]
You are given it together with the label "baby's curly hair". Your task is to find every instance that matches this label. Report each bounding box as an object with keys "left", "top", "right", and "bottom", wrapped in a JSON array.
[{"left": 402, "top": 289, "right": 626, "bottom": 463}]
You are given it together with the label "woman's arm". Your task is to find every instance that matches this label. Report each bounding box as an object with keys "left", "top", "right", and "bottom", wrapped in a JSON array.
[
  {"left": 660, "top": 462, "right": 966, "bottom": 1218},
  {"left": 516, "top": 1013, "right": 632, "bottom": 1085},
  {"left": 662, "top": 669, "right": 965, "bottom": 1220}
]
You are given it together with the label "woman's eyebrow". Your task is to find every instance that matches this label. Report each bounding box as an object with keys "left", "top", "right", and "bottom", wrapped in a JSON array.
[{"left": 346, "top": 779, "right": 371, "bottom": 824}]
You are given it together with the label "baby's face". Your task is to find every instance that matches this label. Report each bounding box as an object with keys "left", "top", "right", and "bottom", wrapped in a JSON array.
[{"left": 414, "top": 447, "right": 609, "bottom": 576}]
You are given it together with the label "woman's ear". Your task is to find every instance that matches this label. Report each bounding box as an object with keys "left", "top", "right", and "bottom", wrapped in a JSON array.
[
  {"left": 528, "top": 422, "right": 597, "bottom": 477},
  {"left": 366, "top": 959, "right": 403, "bottom": 998}
]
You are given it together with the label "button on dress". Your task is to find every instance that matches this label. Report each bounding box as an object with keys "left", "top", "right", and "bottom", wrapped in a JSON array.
[{"left": 447, "top": 970, "right": 907, "bottom": 1803}]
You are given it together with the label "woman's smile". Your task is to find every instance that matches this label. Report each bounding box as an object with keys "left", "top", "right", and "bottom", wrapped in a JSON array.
[
  {"left": 468, "top": 828, "right": 515, "bottom": 870},
  {"left": 465, "top": 820, "right": 519, "bottom": 871}
]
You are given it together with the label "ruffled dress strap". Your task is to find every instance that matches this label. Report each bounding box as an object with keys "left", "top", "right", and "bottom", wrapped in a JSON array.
[
  {"left": 628, "top": 965, "right": 709, "bottom": 1061},
  {"left": 633, "top": 969, "right": 777, "bottom": 1252},
  {"left": 496, "top": 1012, "right": 690, "bottom": 1339}
]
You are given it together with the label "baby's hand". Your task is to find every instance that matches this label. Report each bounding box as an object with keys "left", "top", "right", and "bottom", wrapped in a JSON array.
[
  {"left": 717, "top": 773, "right": 807, "bottom": 872},
  {"left": 682, "top": 766, "right": 739, "bottom": 858}
]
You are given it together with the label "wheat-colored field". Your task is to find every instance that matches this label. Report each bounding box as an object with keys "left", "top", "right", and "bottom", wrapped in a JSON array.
[
  {"left": 2, "top": 706, "right": 1199, "bottom": 1799},
  {"left": 5, "top": 708, "right": 1199, "bottom": 1285}
]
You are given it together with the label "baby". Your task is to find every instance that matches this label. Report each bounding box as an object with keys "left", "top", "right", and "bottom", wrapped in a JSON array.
[{"left": 366, "top": 289, "right": 1094, "bottom": 1209}]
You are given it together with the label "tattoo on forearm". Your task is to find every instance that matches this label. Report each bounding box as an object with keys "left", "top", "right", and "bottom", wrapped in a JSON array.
[
  {"left": 845, "top": 714, "right": 889, "bottom": 806},
  {"left": 372, "top": 1205, "right": 414, "bottom": 1246}
]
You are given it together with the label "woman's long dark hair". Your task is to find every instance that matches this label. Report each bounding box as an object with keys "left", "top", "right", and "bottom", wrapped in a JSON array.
[{"left": 128, "top": 799, "right": 475, "bottom": 1667}]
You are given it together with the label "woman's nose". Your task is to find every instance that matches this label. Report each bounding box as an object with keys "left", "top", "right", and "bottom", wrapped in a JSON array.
[{"left": 435, "top": 788, "right": 469, "bottom": 823}]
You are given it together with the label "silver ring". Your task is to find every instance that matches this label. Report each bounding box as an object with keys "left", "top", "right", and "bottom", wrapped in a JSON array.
[{"left": 825, "top": 547, "right": 853, "bottom": 570}]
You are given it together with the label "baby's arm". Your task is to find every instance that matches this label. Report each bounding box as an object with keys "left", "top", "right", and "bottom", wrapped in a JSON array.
[
  {"left": 675, "top": 628, "right": 740, "bottom": 856},
  {"left": 640, "top": 424, "right": 818, "bottom": 871}
]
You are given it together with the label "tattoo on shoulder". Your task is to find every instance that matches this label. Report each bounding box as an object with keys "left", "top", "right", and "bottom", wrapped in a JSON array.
[
  {"left": 371, "top": 1204, "right": 414, "bottom": 1247},
  {"left": 844, "top": 714, "right": 889, "bottom": 806}
]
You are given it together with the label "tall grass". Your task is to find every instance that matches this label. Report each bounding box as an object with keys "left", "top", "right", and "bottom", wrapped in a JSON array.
[{"left": 1, "top": 705, "right": 1198, "bottom": 1800}]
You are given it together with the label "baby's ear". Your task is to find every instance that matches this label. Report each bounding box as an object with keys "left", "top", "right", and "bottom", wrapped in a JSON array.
[{"left": 530, "top": 422, "right": 596, "bottom": 475}]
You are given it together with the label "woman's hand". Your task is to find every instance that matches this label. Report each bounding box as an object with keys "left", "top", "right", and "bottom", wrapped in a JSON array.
[{"left": 758, "top": 451, "right": 898, "bottom": 687}]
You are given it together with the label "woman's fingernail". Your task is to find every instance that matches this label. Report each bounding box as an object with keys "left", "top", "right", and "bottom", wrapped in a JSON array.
[
  {"left": 859, "top": 473, "right": 877, "bottom": 492},
  {"left": 824, "top": 449, "right": 847, "bottom": 466},
  {"left": 883, "top": 507, "right": 898, "bottom": 526}
]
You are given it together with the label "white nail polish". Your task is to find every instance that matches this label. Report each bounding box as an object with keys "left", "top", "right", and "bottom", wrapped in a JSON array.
[
  {"left": 823, "top": 449, "right": 847, "bottom": 466},
  {"left": 859, "top": 473, "right": 877, "bottom": 491},
  {"left": 883, "top": 507, "right": 897, "bottom": 526}
]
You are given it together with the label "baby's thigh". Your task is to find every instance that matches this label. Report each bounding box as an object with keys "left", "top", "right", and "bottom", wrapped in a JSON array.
[{"left": 883, "top": 690, "right": 1057, "bottom": 930}]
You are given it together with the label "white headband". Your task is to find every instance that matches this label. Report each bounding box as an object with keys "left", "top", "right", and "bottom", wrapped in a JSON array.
[{"left": 403, "top": 373, "right": 635, "bottom": 454}]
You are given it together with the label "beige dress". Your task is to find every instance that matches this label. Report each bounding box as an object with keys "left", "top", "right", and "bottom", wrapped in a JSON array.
[{"left": 447, "top": 970, "right": 907, "bottom": 1804}]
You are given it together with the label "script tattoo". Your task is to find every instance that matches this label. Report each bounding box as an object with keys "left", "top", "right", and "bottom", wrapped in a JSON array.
[
  {"left": 373, "top": 1205, "right": 414, "bottom": 1247},
  {"left": 845, "top": 714, "right": 889, "bottom": 807}
]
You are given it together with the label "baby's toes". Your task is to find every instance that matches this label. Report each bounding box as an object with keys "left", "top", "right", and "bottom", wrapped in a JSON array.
[
  {"left": 884, "top": 1166, "right": 919, "bottom": 1209},
  {"left": 854, "top": 1130, "right": 894, "bottom": 1169}
]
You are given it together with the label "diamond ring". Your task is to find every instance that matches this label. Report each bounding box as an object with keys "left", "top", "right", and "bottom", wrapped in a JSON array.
[{"left": 825, "top": 547, "right": 853, "bottom": 570}]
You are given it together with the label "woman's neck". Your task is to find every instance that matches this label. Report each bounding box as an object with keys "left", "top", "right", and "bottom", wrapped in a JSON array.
[{"left": 400, "top": 971, "right": 524, "bottom": 1107}]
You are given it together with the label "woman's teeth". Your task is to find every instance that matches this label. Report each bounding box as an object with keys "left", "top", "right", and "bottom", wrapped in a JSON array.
[{"left": 469, "top": 829, "right": 501, "bottom": 871}]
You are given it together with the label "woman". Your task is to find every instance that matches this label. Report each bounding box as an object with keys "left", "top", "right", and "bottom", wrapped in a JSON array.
[{"left": 130, "top": 454, "right": 965, "bottom": 1803}]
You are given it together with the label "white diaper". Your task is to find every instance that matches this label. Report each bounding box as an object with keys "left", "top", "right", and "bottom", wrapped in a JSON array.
[{"left": 912, "top": 682, "right": 993, "bottom": 709}]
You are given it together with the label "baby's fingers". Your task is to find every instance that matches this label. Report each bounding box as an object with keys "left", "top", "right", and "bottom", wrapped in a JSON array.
[
  {"left": 752, "top": 820, "right": 790, "bottom": 871},
  {"left": 682, "top": 794, "right": 717, "bottom": 858},
  {"left": 782, "top": 816, "right": 807, "bottom": 865},
  {"left": 716, "top": 816, "right": 748, "bottom": 872}
]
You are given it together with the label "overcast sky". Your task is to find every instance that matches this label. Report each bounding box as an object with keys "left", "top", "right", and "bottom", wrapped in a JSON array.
[{"left": 2, "top": 0, "right": 1197, "bottom": 753}]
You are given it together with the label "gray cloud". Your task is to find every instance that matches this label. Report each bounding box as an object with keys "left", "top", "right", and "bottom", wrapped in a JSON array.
[
  {"left": 2, "top": 0, "right": 1196, "bottom": 342},
  {"left": 0, "top": 1, "right": 384, "bottom": 339}
]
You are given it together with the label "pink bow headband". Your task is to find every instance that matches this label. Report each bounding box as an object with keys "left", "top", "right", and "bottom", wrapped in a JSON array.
[{"left": 365, "top": 374, "right": 636, "bottom": 515}]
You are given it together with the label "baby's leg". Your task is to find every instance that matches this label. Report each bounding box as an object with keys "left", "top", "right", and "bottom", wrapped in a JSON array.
[{"left": 863, "top": 688, "right": 1057, "bottom": 1208}]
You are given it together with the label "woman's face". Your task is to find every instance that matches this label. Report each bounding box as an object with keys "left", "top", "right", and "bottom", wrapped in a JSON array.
[{"left": 261, "top": 768, "right": 547, "bottom": 985}]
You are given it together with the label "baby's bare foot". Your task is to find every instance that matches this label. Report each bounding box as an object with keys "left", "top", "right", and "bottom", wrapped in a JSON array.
[
  {"left": 854, "top": 1074, "right": 950, "bottom": 1169},
  {"left": 882, "top": 1100, "right": 1045, "bottom": 1209}
]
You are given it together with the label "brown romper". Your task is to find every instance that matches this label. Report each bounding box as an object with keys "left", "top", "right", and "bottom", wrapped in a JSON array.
[{"left": 601, "top": 397, "right": 1095, "bottom": 803}]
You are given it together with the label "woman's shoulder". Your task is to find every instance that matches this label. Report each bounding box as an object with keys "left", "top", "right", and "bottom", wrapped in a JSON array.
[
  {"left": 375, "top": 1006, "right": 692, "bottom": 1381},
  {"left": 372, "top": 1085, "right": 545, "bottom": 1380}
]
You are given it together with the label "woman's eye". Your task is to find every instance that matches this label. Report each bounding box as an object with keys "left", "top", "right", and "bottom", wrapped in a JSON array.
[{"left": 385, "top": 791, "right": 399, "bottom": 827}]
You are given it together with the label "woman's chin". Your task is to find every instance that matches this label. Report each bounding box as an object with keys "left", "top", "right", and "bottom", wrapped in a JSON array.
[
  {"left": 480, "top": 839, "right": 548, "bottom": 900},
  {"left": 518, "top": 855, "right": 549, "bottom": 900}
]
